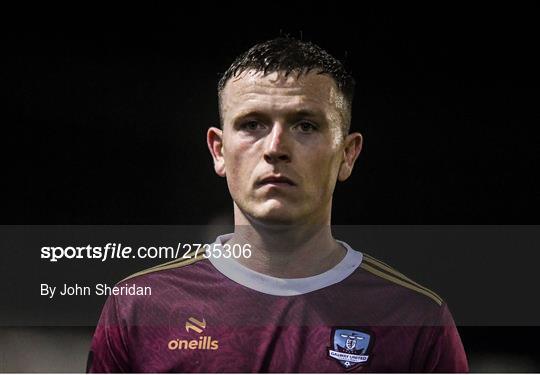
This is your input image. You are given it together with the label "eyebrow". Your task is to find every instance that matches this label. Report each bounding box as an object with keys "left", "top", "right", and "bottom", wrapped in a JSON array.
[
  {"left": 232, "top": 108, "right": 324, "bottom": 122},
  {"left": 292, "top": 109, "right": 322, "bottom": 119}
]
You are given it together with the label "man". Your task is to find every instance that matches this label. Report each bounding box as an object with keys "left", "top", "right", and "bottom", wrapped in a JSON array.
[{"left": 88, "top": 38, "right": 468, "bottom": 372}]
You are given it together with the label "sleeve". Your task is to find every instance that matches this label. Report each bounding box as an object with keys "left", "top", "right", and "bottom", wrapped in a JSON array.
[
  {"left": 411, "top": 302, "right": 469, "bottom": 372},
  {"left": 87, "top": 295, "right": 131, "bottom": 373}
]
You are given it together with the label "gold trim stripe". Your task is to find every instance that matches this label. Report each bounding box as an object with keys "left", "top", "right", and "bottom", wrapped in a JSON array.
[
  {"left": 141, "top": 248, "right": 200, "bottom": 271},
  {"left": 131, "top": 244, "right": 210, "bottom": 274},
  {"left": 360, "top": 262, "right": 443, "bottom": 306},
  {"left": 363, "top": 254, "right": 416, "bottom": 283},
  {"left": 121, "top": 253, "right": 206, "bottom": 282},
  {"left": 362, "top": 255, "right": 442, "bottom": 302}
]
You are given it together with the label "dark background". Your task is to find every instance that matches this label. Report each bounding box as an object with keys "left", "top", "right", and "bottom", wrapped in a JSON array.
[{"left": 2, "top": 3, "right": 539, "bottom": 372}]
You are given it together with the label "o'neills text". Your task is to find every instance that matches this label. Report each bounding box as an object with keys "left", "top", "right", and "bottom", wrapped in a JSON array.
[{"left": 168, "top": 336, "right": 219, "bottom": 350}]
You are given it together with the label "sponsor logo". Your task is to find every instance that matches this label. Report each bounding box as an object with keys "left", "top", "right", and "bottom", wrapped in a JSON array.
[
  {"left": 168, "top": 316, "right": 219, "bottom": 351},
  {"left": 185, "top": 317, "right": 206, "bottom": 333},
  {"left": 327, "top": 327, "right": 373, "bottom": 370}
]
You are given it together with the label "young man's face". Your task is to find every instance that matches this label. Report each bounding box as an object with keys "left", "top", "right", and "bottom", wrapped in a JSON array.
[{"left": 208, "top": 70, "right": 362, "bottom": 225}]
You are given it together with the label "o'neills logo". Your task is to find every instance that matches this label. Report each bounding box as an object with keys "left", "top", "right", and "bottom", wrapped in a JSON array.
[
  {"left": 168, "top": 317, "right": 219, "bottom": 351},
  {"left": 168, "top": 335, "right": 219, "bottom": 350}
]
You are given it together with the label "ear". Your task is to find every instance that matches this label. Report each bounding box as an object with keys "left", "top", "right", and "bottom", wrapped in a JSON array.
[
  {"left": 338, "top": 132, "right": 363, "bottom": 181},
  {"left": 207, "top": 127, "right": 226, "bottom": 177}
]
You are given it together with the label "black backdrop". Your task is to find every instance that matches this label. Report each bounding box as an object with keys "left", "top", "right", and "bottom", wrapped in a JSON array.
[{"left": 2, "top": 3, "right": 539, "bottom": 371}]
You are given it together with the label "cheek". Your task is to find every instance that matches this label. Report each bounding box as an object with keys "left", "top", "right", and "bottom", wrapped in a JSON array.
[
  {"left": 224, "top": 142, "right": 258, "bottom": 190},
  {"left": 304, "top": 153, "right": 341, "bottom": 193}
]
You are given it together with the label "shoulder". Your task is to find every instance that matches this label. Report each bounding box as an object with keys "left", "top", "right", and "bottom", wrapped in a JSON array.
[
  {"left": 98, "top": 253, "right": 218, "bottom": 321},
  {"left": 106, "top": 252, "right": 217, "bottom": 302},
  {"left": 121, "top": 251, "right": 209, "bottom": 283},
  {"left": 358, "top": 252, "right": 444, "bottom": 307}
]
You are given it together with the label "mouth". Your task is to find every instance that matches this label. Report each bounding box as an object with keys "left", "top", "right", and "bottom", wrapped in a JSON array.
[{"left": 257, "top": 175, "right": 296, "bottom": 187}]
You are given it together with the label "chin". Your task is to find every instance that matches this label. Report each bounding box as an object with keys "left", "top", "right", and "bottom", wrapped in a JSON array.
[
  {"left": 254, "top": 214, "right": 298, "bottom": 226},
  {"left": 248, "top": 203, "right": 301, "bottom": 226},
  {"left": 254, "top": 210, "right": 297, "bottom": 225}
]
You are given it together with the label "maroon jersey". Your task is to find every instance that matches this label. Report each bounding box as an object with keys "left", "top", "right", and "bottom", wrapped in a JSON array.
[{"left": 88, "top": 234, "right": 468, "bottom": 372}]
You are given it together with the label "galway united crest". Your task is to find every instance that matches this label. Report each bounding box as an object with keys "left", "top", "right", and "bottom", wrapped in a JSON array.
[{"left": 328, "top": 328, "right": 373, "bottom": 370}]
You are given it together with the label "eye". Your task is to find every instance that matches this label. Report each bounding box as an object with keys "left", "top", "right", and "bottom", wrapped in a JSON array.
[
  {"left": 294, "top": 121, "right": 318, "bottom": 133},
  {"left": 240, "top": 121, "right": 266, "bottom": 131}
]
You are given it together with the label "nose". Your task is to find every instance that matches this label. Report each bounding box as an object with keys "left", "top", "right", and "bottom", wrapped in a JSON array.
[{"left": 263, "top": 123, "right": 291, "bottom": 164}]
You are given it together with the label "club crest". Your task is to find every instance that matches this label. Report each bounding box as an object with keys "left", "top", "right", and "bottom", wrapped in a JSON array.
[{"left": 328, "top": 328, "right": 373, "bottom": 369}]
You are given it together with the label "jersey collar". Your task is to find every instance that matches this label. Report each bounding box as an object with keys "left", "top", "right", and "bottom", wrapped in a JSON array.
[{"left": 207, "top": 233, "right": 363, "bottom": 296}]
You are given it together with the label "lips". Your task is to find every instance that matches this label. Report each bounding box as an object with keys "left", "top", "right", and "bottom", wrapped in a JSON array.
[{"left": 257, "top": 175, "right": 296, "bottom": 186}]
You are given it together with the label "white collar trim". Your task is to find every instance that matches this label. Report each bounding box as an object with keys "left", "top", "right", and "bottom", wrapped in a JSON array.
[{"left": 207, "top": 233, "right": 363, "bottom": 296}]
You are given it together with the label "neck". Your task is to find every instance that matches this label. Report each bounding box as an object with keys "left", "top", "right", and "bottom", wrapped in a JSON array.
[{"left": 226, "top": 205, "right": 346, "bottom": 278}]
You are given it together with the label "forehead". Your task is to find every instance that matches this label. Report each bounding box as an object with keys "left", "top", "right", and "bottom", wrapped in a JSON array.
[{"left": 220, "top": 70, "right": 346, "bottom": 118}]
